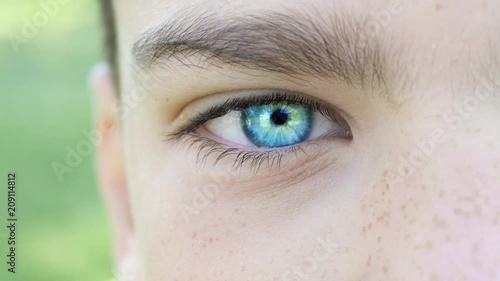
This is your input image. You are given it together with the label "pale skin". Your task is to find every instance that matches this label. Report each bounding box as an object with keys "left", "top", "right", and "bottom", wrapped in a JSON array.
[{"left": 92, "top": 0, "right": 500, "bottom": 280}]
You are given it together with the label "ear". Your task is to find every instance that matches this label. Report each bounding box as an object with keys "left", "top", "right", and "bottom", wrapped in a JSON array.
[{"left": 90, "top": 63, "right": 139, "bottom": 280}]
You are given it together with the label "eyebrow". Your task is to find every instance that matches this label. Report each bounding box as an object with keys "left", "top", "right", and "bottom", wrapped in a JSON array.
[{"left": 132, "top": 8, "right": 387, "bottom": 87}]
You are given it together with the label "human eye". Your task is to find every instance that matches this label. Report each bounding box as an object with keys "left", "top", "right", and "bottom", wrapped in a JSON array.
[{"left": 167, "top": 90, "right": 352, "bottom": 170}]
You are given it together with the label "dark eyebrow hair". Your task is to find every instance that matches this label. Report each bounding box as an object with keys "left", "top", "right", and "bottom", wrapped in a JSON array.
[{"left": 132, "top": 8, "right": 387, "bottom": 87}]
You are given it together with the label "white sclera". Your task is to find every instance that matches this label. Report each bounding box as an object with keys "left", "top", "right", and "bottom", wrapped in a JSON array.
[{"left": 204, "top": 110, "right": 344, "bottom": 148}]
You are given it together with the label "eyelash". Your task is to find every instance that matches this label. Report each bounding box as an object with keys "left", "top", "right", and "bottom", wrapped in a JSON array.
[{"left": 165, "top": 91, "right": 350, "bottom": 171}]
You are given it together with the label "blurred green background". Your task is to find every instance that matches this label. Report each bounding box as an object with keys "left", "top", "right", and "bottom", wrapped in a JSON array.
[{"left": 0, "top": 0, "right": 113, "bottom": 280}]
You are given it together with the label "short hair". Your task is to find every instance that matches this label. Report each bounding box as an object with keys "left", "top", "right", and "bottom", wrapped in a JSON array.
[{"left": 99, "top": 0, "right": 119, "bottom": 89}]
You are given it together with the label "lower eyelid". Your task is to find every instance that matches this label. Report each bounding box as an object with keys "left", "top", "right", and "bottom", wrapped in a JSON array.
[{"left": 172, "top": 130, "right": 340, "bottom": 174}]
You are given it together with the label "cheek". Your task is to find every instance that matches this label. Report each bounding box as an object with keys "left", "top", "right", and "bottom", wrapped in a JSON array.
[
  {"left": 359, "top": 139, "right": 500, "bottom": 280},
  {"left": 135, "top": 166, "right": 354, "bottom": 280},
  {"left": 128, "top": 139, "right": 369, "bottom": 281},
  {"left": 125, "top": 101, "right": 500, "bottom": 281},
  {"left": 423, "top": 148, "right": 500, "bottom": 279}
]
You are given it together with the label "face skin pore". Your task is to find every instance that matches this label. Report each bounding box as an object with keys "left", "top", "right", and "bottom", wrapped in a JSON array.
[{"left": 93, "top": 0, "right": 500, "bottom": 280}]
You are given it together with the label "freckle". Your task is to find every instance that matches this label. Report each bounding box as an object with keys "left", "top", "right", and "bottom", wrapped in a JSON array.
[
  {"left": 241, "top": 223, "right": 247, "bottom": 228},
  {"left": 383, "top": 265, "right": 388, "bottom": 273},
  {"left": 383, "top": 211, "right": 390, "bottom": 219},
  {"left": 433, "top": 215, "right": 448, "bottom": 228},
  {"left": 383, "top": 170, "right": 388, "bottom": 176},
  {"left": 401, "top": 204, "right": 407, "bottom": 211},
  {"left": 377, "top": 236, "right": 382, "bottom": 243},
  {"left": 474, "top": 204, "right": 482, "bottom": 216},
  {"left": 241, "top": 266, "right": 245, "bottom": 272},
  {"left": 209, "top": 238, "right": 214, "bottom": 243},
  {"left": 192, "top": 232, "right": 197, "bottom": 238},
  {"left": 367, "top": 255, "right": 372, "bottom": 266},
  {"left": 416, "top": 264, "right": 422, "bottom": 272},
  {"left": 472, "top": 242, "right": 480, "bottom": 253},
  {"left": 234, "top": 208, "right": 239, "bottom": 213},
  {"left": 421, "top": 185, "right": 427, "bottom": 191},
  {"left": 439, "top": 191, "right": 445, "bottom": 198},
  {"left": 368, "top": 223, "right": 372, "bottom": 230},
  {"left": 430, "top": 273, "right": 439, "bottom": 281}
]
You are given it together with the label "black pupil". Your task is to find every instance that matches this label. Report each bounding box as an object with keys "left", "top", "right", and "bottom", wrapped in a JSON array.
[{"left": 270, "top": 109, "right": 288, "bottom": 126}]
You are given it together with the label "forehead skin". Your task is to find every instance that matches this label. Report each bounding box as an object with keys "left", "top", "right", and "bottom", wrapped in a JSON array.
[{"left": 112, "top": 1, "right": 500, "bottom": 281}]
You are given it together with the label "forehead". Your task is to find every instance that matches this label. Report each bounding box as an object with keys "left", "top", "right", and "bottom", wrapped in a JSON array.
[{"left": 114, "top": 0, "right": 500, "bottom": 93}]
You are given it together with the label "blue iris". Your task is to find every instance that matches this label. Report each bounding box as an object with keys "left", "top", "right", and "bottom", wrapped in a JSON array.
[{"left": 241, "top": 102, "right": 313, "bottom": 147}]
